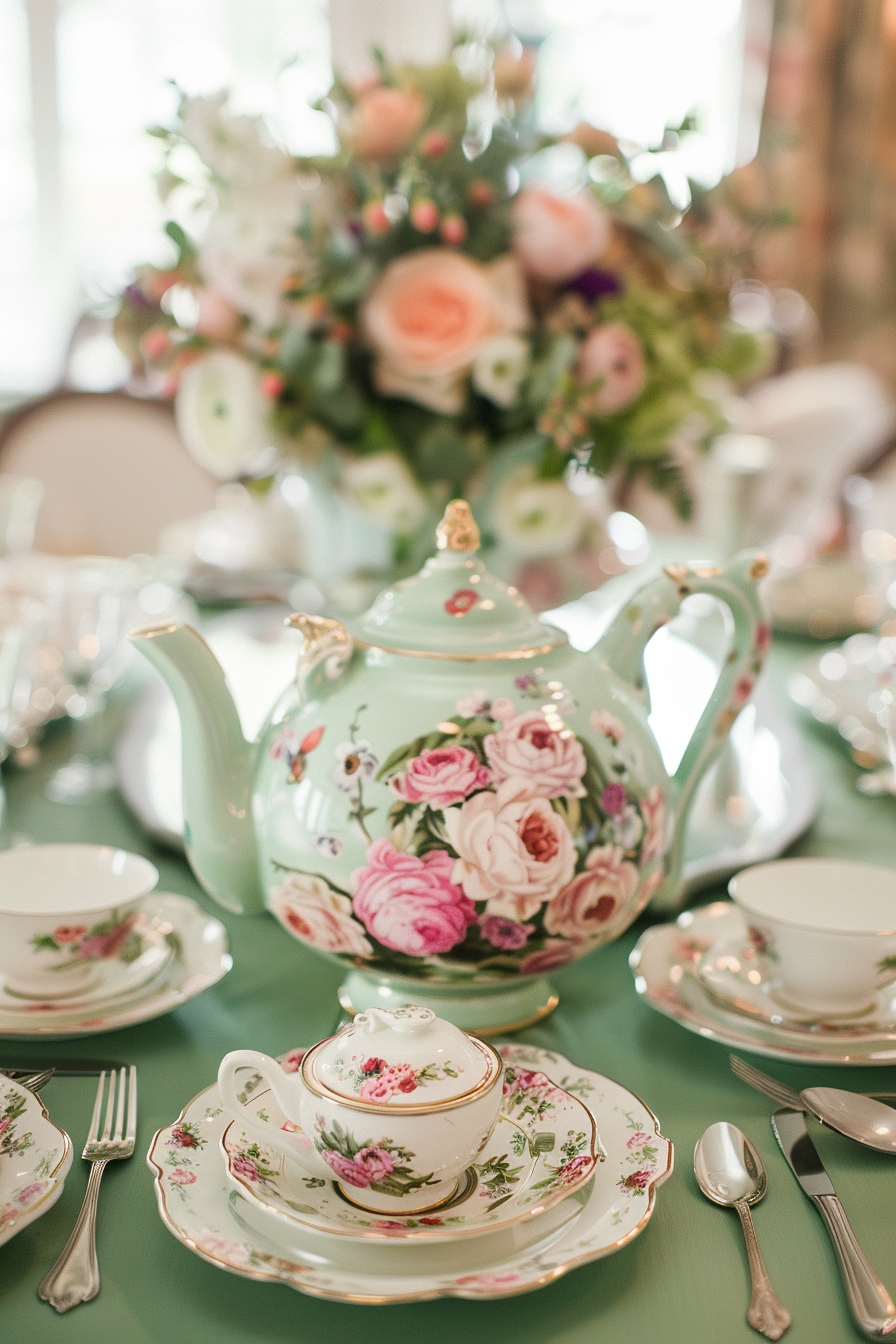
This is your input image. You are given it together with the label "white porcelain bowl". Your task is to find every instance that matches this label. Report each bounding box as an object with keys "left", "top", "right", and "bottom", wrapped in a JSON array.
[
  {"left": 0, "top": 843, "right": 158, "bottom": 998},
  {"left": 729, "top": 857, "right": 896, "bottom": 1016}
]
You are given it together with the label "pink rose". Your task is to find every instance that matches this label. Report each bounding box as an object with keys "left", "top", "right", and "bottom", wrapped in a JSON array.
[
  {"left": 385, "top": 1062, "right": 419, "bottom": 1093},
  {"left": 511, "top": 187, "right": 610, "bottom": 282},
  {"left": 590, "top": 709, "right": 624, "bottom": 742},
  {"left": 640, "top": 786, "right": 667, "bottom": 864},
  {"left": 322, "top": 1145, "right": 395, "bottom": 1188},
  {"left": 479, "top": 915, "right": 534, "bottom": 950},
  {"left": 360, "top": 1057, "right": 386, "bottom": 1076},
  {"left": 351, "top": 839, "right": 476, "bottom": 956},
  {"left": 362, "top": 250, "right": 528, "bottom": 413},
  {"left": 347, "top": 86, "right": 426, "bottom": 161},
  {"left": 169, "top": 1168, "right": 197, "bottom": 1185},
  {"left": 17, "top": 1181, "right": 47, "bottom": 1204},
  {"left": 77, "top": 916, "right": 136, "bottom": 961},
  {"left": 0, "top": 1118, "right": 9, "bottom": 1137},
  {"left": 359, "top": 1073, "right": 399, "bottom": 1101},
  {"left": 445, "top": 778, "right": 576, "bottom": 920},
  {"left": 602, "top": 782, "right": 627, "bottom": 817},
  {"left": 270, "top": 874, "right": 373, "bottom": 958},
  {"left": 52, "top": 924, "right": 87, "bottom": 944},
  {"left": 483, "top": 711, "right": 587, "bottom": 800},
  {"left": 557, "top": 1154, "right": 594, "bottom": 1185},
  {"left": 280, "top": 1048, "right": 307, "bottom": 1074},
  {"left": 543, "top": 844, "right": 639, "bottom": 939},
  {"left": 195, "top": 288, "right": 242, "bottom": 341},
  {"left": 575, "top": 324, "right": 646, "bottom": 413},
  {"left": 231, "top": 1156, "right": 259, "bottom": 1180},
  {"left": 627, "top": 1132, "right": 651, "bottom": 1148},
  {"left": 391, "top": 746, "right": 490, "bottom": 808}
]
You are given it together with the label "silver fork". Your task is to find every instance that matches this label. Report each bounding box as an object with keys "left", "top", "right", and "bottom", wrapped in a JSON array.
[
  {"left": 730, "top": 1055, "right": 806, "bottom": 1109},
  {"left": 38, "top": 1067, "right": 137, "bottom": 1313}
]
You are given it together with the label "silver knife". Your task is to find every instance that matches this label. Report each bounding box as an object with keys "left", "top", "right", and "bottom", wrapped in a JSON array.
[{"left": 771, "top": 1109, "right": 896, "bottom": 1338}]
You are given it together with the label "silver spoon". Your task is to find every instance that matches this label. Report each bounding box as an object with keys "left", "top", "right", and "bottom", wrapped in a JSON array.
[
  {"left": 731, "top": 1056, "right": 896, "bottom": 1154},
  {"left": 695, "top": 1122, "right": 791, "bottom": 1340}
]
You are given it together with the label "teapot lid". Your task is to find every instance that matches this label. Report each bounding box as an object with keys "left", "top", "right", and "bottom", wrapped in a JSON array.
[
  {"left": 348, "top": 501, "right": 567, "bottom": 658},
  {"left": 305, "top": 1005, "right": 500, "bottom": 1109}
]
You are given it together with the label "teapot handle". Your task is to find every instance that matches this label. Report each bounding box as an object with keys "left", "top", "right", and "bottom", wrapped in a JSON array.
[
  {"left": 217, "top": 1049, "right": 330, "bottom": 1176},
  {"left": 599, "top": 551, "right": 769, "bottom": 903}
]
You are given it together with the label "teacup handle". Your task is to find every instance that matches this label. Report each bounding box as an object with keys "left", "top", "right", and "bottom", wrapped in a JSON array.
[
  {"left": 599, "top": 550, "right": 768, "bottom": 908},
  {"left": 217, "top": 1049, "right": 325, "bottom": 1173}
]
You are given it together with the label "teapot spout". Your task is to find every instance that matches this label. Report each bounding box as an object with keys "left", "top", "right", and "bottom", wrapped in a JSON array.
[{"left": 129, "top": 623, "right": 263, "bottom": 913}]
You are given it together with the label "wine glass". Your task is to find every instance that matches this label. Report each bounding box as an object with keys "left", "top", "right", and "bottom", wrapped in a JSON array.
[
  {"left": 0, "top": 593, "right": 46, "bottom": 841},
  {"left": 40, "top": 557, "right": 142, "bottom": 804}
]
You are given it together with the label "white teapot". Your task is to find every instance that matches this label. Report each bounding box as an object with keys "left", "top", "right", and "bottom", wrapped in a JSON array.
[{"left": 218, "top": 1006, "right": 504, "bottom": 1215}]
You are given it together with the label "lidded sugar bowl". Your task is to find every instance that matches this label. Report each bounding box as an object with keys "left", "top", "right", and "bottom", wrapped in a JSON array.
[{"left": 218, "top": 1005, "right": 504, "bottom": 1214}]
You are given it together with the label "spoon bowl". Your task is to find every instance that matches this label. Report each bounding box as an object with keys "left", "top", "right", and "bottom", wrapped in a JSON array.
[{"left": 802, "top": 1087, "right": 896, "bottom": 1154}]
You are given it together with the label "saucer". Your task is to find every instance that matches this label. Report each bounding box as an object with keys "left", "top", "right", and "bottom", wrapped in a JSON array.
[
  {"left": 695, "top": 924, "right": 896, "bottom": 1031},
  {"left": 0, "top": 893, "right": 230, "bottom": 1039},
  {"left": 631, "top": 902, "right": 896, "bottom": 1065},
  {"left": 221, "top": 1071, "right": 599, "bottom": 1242},
  {"left": 0, "top": 1071, "right": 73, "bottom": 1247},
  {"left": 148, "top": 1044, "right": 672, "bottom": 1303},
  {"left": 0, "top": 915, "right": 173, "bottom": 1013}
]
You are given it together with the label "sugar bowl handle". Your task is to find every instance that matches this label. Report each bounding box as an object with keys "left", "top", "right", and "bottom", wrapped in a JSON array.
[{"left": 217, "top": 1049, "right": 325, "bottom": 1173}]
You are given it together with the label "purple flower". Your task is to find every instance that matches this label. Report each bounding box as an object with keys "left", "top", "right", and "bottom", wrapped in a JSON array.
[
  {"left": 602, "top": 782, "right": 627, "bottom": 817},
  {"left": 566, "top": 268, "right": 622, "bottom": 302},
  {"left": 479, "top": 915, "right": 535, "bottom": 951}
]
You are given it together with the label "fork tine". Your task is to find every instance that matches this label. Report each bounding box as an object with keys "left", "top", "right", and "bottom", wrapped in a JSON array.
[
  {"left": 730, "top": 1055, "right": 802, "bottom": 1107},
  {"left": 114, "top": 1066, "right": 127, "bottom": 1141},
  {"left": 101, "top": 1069, "right": 118, "bottom": 1142},
  {"left": 86, "top": 1071, "right": 107, "bottom": 1148},
  {"left": 125, "top": 1066, "right": 137, "bottom": 1144}
]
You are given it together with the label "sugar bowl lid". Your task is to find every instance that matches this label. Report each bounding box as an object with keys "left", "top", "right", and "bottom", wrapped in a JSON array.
[
  {"left": 348, "top": 500, "right": 567, "bottom": 658},
  {"left": 304, "top": 1005, "right": 500, "bottom": 1109}
]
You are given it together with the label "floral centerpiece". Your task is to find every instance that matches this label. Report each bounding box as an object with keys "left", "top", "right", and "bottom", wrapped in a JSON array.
[{"left": 115, "top": 44, "right": 773, "bottom": 599}]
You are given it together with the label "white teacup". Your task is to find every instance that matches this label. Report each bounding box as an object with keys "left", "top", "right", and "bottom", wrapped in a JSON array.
[
  {"left": 729, "top": 858, "right": 896, "bottom": 1017},
  {"left": 0, "top": 843, "right": 158, "bottom": 998}
]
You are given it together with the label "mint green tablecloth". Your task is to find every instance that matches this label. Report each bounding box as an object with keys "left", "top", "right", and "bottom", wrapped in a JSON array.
[{"left": 2, "top": 635, "right": 895, "bottom": 1344}]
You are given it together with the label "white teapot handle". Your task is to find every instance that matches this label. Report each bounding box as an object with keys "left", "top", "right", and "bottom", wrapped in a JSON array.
[{"left": 217, "top": 1048, "right": 328, "bottom": 1175}]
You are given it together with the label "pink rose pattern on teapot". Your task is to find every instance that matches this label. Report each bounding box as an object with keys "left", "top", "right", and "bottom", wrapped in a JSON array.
[{"left": 268, "top": 681, "right": 667, "bottom": 979}]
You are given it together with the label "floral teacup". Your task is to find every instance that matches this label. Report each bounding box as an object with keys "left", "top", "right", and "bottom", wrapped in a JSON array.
[
  {"left": 0, "top": 844, "right": 158, "bottom": 999},
  {"left": 730, "top": 857, "right": 896, "bottom": 1017},
  {"left": 218, "top": 1006, "right": 505, "bottom": 1215}
]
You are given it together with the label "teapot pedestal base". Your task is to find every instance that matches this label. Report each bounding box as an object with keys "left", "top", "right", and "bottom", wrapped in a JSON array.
[{"left": 337, "top": 972, "right": 559, "bottom": 1035}]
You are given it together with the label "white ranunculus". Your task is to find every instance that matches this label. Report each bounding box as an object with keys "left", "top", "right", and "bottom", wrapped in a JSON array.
[
  {"left": 492, "top": 464, "right": 584, "bottom": 558},
  {"left": 175, "top": 351, "right": 277, "bottom": 481},
  {"left": 472, "top": 334, "right": 529, "bottom": 407},
  {"left": 342, "top": 452, "right": 429, "bottom": 534}
]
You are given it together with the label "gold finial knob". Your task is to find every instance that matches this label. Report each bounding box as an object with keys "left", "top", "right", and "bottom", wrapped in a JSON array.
[{"left": 436, "top": 500, "right": 480, "bottom": 553}]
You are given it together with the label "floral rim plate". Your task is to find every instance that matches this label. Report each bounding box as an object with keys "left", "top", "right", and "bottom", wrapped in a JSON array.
[
  {"left": 695, "top": 917, "right": 896, "bottom": 1032},
  {"left": 631, "top": 902, "right": 896, "bottom": 1065},
  {"left": 0, "top": 913, "right": 174, "bottom": 1014},
  {"left": 221, "top": 1063, "right": 600, "bottom": 1242},
  {"left": 0, "top": 1072, "right": 73, "bottom": 1246},
  {"left": 147, "top": 1043, "right": 672, "bottom": 1303},
  {"left": 0, "top": 893, "right": 230, "bottom": 1039}
]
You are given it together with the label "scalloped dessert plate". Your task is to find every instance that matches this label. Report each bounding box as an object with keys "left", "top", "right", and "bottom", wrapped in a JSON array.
[
  {"left": 0, "top": 1071, "right": 73, "bottom": 1247},
  {"left": 0, "top": 893, "right": 230, "bottom": 1039},
  {"left": 147, "top": 1044, "right": 672, "bottom": 1304},
  {"left": 0, "top": 916, "right": 173, "bottom": 1013},
  {"left": 221, "top": 1071, "right": 599, "bottom": 1243},
  {"left": 631, "top": 902, "right": 896, "bottom": 1065}
]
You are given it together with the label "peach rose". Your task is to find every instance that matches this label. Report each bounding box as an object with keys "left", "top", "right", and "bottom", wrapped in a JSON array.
[
  {"left": 444, "top": 778, "right": 576, "bottom": 921},
  {"left": 269, "top": 873, "right": 373, "bottom": 958},
  {"left": 347, "top": 86, "right": 425, "bottom": 161},
  {"left": 362, "top": 251, "right": 530, "bottom": 412},
  {"left": 484, "top": 711, "right": 587, "bottom": 799},
  {"left": 511, "top": 187, "right": 610, "bottom": 282},
  {"left": 543, "top": 844, "right": 638, "bottom": 939},
  {"left": 575, "top": 324, "right": 645, "bottom": 413}
]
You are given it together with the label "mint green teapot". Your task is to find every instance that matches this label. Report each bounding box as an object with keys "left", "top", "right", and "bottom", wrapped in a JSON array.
[{"left": 131, "top": 501, "right": 768, "bottom": 1031}]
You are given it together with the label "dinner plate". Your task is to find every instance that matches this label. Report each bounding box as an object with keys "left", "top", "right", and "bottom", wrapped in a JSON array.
[
  {"left": 221, "top": 1068, "right": 599, "bottom": 1242},
  {"left": 0, "top": 1072, "right": 73, "bottom": 1246},
  {"left": 0, "top": 893, "right": 230, "bottom": 1039},
  {"left": 117, "top": 608, "right": 816, "bottom": 900},
  {"left": 631, "top": 902, "right": 896, "bottom": 1065},
  {"left": 147, "top": 1044, "right": 672, "bottom": 1303}
]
